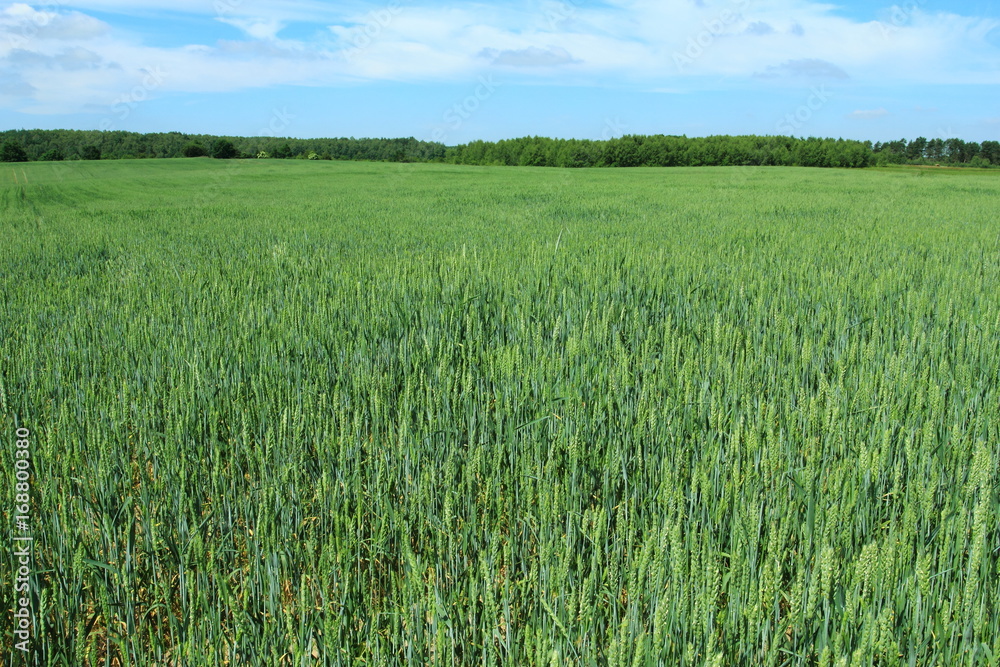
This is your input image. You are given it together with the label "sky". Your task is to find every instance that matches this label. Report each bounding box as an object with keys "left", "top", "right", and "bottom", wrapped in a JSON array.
[{"left": 0, "top": 0, "right": 998, "bottom": 144}]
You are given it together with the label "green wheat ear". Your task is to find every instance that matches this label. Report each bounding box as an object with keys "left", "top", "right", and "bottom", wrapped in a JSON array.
[{"left": 1, "top": 159, "right": 997, "bottom": 665}]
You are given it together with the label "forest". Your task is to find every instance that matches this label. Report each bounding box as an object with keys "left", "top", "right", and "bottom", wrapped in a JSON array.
[{"left": 1, "top": 128, "right": 998, "bottom": 168}]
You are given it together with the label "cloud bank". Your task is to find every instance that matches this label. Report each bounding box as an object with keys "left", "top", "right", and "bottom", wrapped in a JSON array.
[{"left": 1, "top": 0, "right": 998, "bottom": 114}]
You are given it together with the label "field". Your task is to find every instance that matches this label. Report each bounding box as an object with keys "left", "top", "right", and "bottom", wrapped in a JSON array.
[{"left": 1, "top": 159, "right": 998, "bottom": 665}]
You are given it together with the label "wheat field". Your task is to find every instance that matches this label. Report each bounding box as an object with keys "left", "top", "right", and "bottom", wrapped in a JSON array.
[{"left": 1, "top": 159, "right": 998, "bottom": 665}]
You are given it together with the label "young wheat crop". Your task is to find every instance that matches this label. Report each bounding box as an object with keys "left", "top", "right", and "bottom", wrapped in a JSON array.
[{"left": 1, "top": 159, "right": 998, "bottom": 665}]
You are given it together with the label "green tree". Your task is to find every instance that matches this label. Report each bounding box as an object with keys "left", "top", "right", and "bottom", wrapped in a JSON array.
[
  {"left": 944, "top": 138, "right": 966, "bottom": 163},
  {"left": 604, "top": 136, "right": 642, "bottom": 167},
  {"left": 183, "top": 143, "right": 207, "bottom": 157},
  {"left": 211, "top": 139, "right": 238, "bottom": 159},
  {"left": 906, "top": 137, "right": 928, "bottom": 161},
  {"left": 1, "top": 141, "right": 29, "bottom": 162},
  {"left": 980, "top": 141, "right": 1000, "bottom": 166},
  {"left": 926, "top": 139, "right": 946, "bottom": 162},
  {"left": 81, "top": 145, "right": 102, "bottom": 160},
  {"left": 518, "top": 142, "right": 547, "bottom": 167},
  {"left": 39, "top": 148, "right": 65, "bottom": 161}
]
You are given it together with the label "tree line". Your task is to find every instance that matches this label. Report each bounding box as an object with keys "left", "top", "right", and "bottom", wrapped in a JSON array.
[
  {"left": 0, "top": 129, "right": 445, "bottom": 163},
  {"left": 1, "top": 128, "right": 997, "bottom": 168},
  {"left": 447, "top": 135, "right": 875, "bottom": 168},
  {"left": 871, "top": 137, "right": 1000, "bottom": 167}
]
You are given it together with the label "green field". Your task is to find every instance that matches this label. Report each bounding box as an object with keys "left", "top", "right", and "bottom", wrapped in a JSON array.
[{"left": 2, "top": 159, "right": 999, "bottom": 665}]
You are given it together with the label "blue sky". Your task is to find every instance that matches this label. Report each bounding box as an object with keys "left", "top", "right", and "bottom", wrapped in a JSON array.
[{"left": 1, "top": 0, "right": 998, "bottom": 143}]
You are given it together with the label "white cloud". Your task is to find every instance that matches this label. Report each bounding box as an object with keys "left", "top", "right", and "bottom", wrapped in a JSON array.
[
  {"left": 1, "top": 0, "right": 999, "bottom": 115},
  {"left": 7, "top": 46, "right": 106, "bottom": 70},
  {"left": 848, "top": 108, "right": 889, "bottom": 119},
  {"left": 28, "top": 0, "right": 334, "bottom": 21},
  {"left": 0, "top": 3, "right": 109, "bottom": 43},
  {"left": 755, "top": 58, "right": 849, "bottom": 80},
  {"left": 745, "top": 22, "right": 775, "bottom": 36},
  {"left": 479, "top": 46, "right": 580, "bottom": 68},
  {"left": 216, "top": 17, "right": 286, "bottom": 41},
  {"left": 0, "top": 70, "right": 33, "bottom": 90}
]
